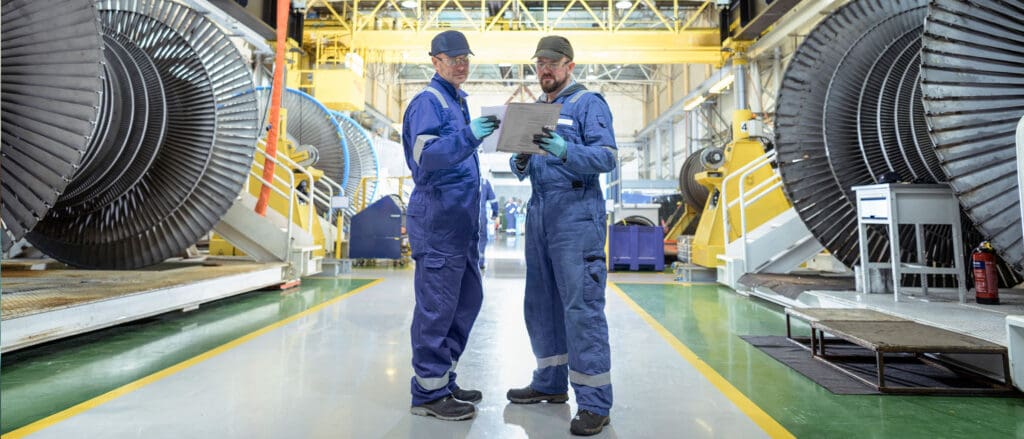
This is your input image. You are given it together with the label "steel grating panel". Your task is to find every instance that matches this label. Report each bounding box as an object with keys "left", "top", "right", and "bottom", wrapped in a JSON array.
[
  {"left": 921, "top": 0, "right": 1024, "bottom": 275},
  {"left": 26, "top": 0, "right": 260, "bottom": 269},
  {"left": 0, "top": 0, "right": 104, "bottom": 252},
  {"left": 333, "top": 111, "right": 381, "bottom": 214}
]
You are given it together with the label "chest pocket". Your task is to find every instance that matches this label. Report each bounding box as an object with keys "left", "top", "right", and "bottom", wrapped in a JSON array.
[{"left": 555, "top": 113, "right": 581, "bottom": 145}]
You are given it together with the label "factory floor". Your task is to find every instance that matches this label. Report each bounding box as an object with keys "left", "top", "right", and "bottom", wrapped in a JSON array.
[{"left": 2, "top": 237, "right": 1023, "bottom": 438}]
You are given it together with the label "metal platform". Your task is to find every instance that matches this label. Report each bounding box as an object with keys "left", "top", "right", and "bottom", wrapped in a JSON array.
[{"left": 1, "top": 259, "right": 286, "bottom": 352}]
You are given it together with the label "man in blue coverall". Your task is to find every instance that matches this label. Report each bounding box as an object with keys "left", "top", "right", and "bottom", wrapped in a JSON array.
[
  {"left": 506, "top": 36, "right": 617, "bottom": 436},
  {"left": 478, "top": 177, "right": 496, "bottom": 269},
  {"left": 402, "top": 30, "right": 500, "bottom": 421}
]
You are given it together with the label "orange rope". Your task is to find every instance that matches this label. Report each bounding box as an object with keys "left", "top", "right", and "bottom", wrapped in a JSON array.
[{"left": 256, "top": 0, "right": 289, "bottom": 216}]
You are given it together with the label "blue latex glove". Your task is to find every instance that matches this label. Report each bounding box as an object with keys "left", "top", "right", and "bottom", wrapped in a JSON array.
[
  {"left": 533, "top": 127, "right": 567, "bottom": 159},
  {"left": 470, "top": 115, "right": 500, "bottom": 140}
]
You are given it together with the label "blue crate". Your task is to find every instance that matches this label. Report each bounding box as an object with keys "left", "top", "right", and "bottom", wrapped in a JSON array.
[{"left": 608, "top": 225, "right": 665, "bottom": 271}]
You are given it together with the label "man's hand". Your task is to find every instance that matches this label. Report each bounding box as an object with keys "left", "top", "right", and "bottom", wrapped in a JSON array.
[
  {"left": 470, "top": 115, "right": 501, "bottom": 140},
  {"left": 533, "top": 127, "right": 567, "bottom": 159},
  {"left": 513, "top": 153, "right": 531, "bottom": 170}
]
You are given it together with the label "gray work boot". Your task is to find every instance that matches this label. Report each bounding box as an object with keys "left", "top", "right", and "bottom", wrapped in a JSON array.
[
  {"left": 452, "top": 385, "right": 482, "bottom": 404},
  {"left": 505, "top": 386, "right": 569, "bottom": 404},
  {"left": 410, "top": 395, "right": 476, "bottom": 421},
  {"left": 570, "top": 409, "right": 610, "bottom": 436}
]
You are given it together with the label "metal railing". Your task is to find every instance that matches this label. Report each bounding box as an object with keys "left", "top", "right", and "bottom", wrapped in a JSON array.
[
  {"left": 248, "top": 140, "right": 347, "bottom": 259},
  {"left": 721, "top": 149, "right": 782, "bottom": 273}
]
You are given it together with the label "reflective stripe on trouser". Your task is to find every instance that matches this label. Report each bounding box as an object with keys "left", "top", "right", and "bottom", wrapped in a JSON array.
[
  {"left": 409, "top": 228, "right": 483, "bottom": 405},
  {"left": 523, "top": 187, "right": 612, "bottom": 416}
]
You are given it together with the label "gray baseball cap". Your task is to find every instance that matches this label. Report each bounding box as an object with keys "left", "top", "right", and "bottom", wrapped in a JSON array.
[{"left": 533, "top": 35, "right": 573, "bottom": 61}]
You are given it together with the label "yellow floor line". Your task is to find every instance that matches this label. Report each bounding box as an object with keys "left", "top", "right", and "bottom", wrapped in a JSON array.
[
  {"left": 609, "top": 282, "right": 795, "bottom": 439},
  {"left": 3, "top": 278, "right": 384, "bottom": 439},
  {"left": 608, "top": 279, "right": 716, "bottom": 286}
]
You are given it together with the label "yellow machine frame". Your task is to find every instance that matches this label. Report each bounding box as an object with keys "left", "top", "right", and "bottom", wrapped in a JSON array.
[{"left": 690, "top": 109, "right": 791, "bottom": 268}]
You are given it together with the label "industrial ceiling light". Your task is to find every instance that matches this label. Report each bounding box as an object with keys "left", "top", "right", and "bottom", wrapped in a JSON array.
[
  {"left": 682, "top": 95, "right": 706, "bottom": 111},
  {"left": 708, "top": 74, "right": 734, "bottom": 94},
  {"left": 615, "top": 0, "right": 632, "bottom": 9},
  {"left": 401, "top": 0, "right": 418, "bottom": 8}
]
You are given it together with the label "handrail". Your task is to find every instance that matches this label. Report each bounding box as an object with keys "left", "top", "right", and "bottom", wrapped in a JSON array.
[
  {"left": 249, "top": 138, "right": 349, "bottom": 260},
  {"left": 721, "top": 149, "right": 778, "bottom": 273}
]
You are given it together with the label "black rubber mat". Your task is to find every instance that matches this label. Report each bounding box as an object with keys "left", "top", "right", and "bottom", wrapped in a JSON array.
[{"left": 741, "top": 335, "right": 1015, "bottom": 396}]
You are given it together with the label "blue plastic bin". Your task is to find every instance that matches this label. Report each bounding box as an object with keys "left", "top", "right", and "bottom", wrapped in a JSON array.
[{"left": 608, "top": 225, "right": 665, "bottom": 271}]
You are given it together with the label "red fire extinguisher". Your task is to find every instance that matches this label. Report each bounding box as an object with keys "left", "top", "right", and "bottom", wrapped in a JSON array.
[{"left": 972, "top": 241, "right": 999, "bottom": 305}]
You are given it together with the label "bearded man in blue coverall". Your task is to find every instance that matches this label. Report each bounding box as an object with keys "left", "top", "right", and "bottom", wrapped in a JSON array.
[
  {"left": 478, "top": 177, "right": 497, "bottom": 269},
  {"left": 403, "top": 30, "right": 500, "bottom": 421},
  {"left": 505, "top": 35, "right": 617, "bottom": 436}
]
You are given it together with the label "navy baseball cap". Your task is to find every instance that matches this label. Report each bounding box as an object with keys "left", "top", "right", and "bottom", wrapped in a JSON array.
[{"left": 430, "top": 30, "right": 474, "bottom": 57}]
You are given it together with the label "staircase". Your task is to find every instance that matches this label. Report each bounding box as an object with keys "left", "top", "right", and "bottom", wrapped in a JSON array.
[
  {"left": 213, "top": 142, "right": 345, "bottom": 280},
  {"left": 717, "top": 150, "right": 825, "bottom": 289},
  {"left": 717, "top": 207, "right": 824, "bottom": 289}
]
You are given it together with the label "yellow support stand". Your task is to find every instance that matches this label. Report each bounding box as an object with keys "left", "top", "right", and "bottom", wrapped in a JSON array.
[{"left": 690, "top": 109, "right": 792, "bottom": 268}]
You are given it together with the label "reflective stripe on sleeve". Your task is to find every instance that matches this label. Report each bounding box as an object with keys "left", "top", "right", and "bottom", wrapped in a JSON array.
[{"left": 414, "top": 134, "right": 438, "bottom": 163}]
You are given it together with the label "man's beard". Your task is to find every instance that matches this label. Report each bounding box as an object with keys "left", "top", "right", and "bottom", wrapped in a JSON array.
[{"left": 541, "top": 74, "right": 567, "bottom": 94}]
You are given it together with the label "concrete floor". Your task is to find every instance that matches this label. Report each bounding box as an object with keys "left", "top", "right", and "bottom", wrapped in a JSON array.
[
  {"left": 6, "top": 236, "right": 1024, "bottom": 438},
  {"left": 2, "top": 237, "right": 770, "bottom": 438}
]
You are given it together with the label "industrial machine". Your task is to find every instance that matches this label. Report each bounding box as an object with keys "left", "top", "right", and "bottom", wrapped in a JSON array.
[{"left": 688, "top": 108, "right": 798, "bottom": 272}]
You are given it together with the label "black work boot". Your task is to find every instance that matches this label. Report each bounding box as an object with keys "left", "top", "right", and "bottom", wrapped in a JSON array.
[
  {"left": 506, "top": 386, "right": 569, "bottom": 404},
  {"left": 409, "top": 395, "right": 476, "bottom": 421},
  {"left": 452, "top": 385, "right": 482, "bottom": 404},
  {"left": 570, "top": 409, "right": 610, "bottom": 436}
]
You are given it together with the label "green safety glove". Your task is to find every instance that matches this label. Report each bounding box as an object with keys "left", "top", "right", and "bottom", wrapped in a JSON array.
[
  {"left": 532, "top": 127, "right": 567, "bottom": 159},
  {"left": 470, "top": 115, "right": 500, "bottom": 140}
]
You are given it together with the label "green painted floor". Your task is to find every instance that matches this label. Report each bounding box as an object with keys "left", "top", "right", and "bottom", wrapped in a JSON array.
[
  {"left": 616, "top": 282, "right": 1024, "bottom": 439},
  {"left": 0, "top": 278, "right": 373, "bottom": 435}
]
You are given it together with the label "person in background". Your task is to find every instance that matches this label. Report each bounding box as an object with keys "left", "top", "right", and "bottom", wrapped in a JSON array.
[
  {"left": 504, "top": 198, "right": 519, "bottom": 234},
  {"left": 478, "top": 177, "right": 496, "bottom": 269},
  {"left": 401, "top": 30, "right": 500, "bottom": 421},
  {"left": 506, "top": 35, "right": 617, "bottom": 436}
]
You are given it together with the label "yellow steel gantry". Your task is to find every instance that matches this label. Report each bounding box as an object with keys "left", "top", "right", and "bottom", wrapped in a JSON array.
[{"left": 304, "top": 0, "right": 723, "bottom": 65}]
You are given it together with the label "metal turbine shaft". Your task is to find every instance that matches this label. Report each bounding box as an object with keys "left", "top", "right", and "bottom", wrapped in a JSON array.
[
  {"left": 332, "top": 111, "right": 381, "bottom": 212},
  {"left": 255, "top": 87, "right": 351, "bottom": 212},
  {"left": 678, "top": 148, "right": 710, "bottom": 211},
  {"left": 26, "top": 0, "right": 260, "bottom": 269},
  {"left": 1, "top": 0, "right": 104, "bottom": 252},
  {"left": 921, "top": 0, "right": 1024, "bottom": 275}
]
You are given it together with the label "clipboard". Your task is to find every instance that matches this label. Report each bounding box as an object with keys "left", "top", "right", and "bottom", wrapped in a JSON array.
[{"left": 479, "top": 103, "right": 562, "bottom": 154}]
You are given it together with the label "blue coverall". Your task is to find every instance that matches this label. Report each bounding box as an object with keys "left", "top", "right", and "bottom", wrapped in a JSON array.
[
  {"left": 478, "top": 178, "right": 496, "bottom": 266},
  {"left": 402, "top": 73, "right": 484, "bottom": 406},
  {"left": 509, "top": 82, "right": 617, "bottom": 416}
]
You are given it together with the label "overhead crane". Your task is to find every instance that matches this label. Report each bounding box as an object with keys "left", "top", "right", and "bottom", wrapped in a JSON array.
[{"left": 302, "top": 0, "right": 724, "bottom": 65}]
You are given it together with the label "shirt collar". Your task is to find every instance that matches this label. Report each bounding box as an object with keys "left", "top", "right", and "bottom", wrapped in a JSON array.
[
  {"left": 431, "top": 73, "right": 468, "bottom": 100},
  {"left": 539, "top": 79, "right": 578, "bottom": 103}
]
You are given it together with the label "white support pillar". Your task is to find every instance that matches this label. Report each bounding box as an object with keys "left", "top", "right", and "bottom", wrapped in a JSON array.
[{"left": 655, "top": 125, "right": 664, "bottom": 179}]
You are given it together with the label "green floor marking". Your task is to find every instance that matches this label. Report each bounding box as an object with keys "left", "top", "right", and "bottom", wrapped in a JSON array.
[
  {"left": 617, "top": 283, "right": 1024, "bottom": 439},
  {"left": 1, "top": 278, "right": 374, "bottom": 434}
]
